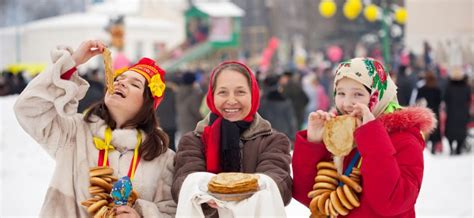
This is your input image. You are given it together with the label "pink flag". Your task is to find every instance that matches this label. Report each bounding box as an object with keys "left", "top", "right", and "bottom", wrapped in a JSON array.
[{"left": 113, "top": 52, "right": 131, "bottom": 70}]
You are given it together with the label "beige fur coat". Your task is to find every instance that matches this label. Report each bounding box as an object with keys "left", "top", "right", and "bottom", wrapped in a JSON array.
[{"left": 14, "top": 47, "right": 176, "bottom": 217}]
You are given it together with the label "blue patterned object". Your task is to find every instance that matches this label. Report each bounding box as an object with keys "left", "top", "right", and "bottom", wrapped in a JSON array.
[{"left": 110, "top": 176, "right": 132, "bottom": 206}]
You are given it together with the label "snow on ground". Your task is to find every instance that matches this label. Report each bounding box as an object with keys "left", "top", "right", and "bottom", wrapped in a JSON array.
[{"left": 1, "top": 95, "right": 473, "bottom": 217}]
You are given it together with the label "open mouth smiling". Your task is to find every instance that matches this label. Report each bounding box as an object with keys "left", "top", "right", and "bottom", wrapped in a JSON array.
[{"left": 113, "top": 89, "right": 126, "bottom": 98}]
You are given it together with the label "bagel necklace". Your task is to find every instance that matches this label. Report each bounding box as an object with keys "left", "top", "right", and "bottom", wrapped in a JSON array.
[
  {"left": 80, "top": 127, "right": 141, "bottom": 217},
  {"left": 308, "top": 151, "right": 363, "bottom": 217}
]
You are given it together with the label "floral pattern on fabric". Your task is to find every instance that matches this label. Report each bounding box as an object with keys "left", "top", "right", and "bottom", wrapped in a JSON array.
[
  {"left": 333, "top": 57, "right": 399, "bottom": 118},
  {"left": 370, "top": 59, "right": 388, "bottom": 100},
  {"left": 148, "top": 74, "right": 166, "bottom": 98}
]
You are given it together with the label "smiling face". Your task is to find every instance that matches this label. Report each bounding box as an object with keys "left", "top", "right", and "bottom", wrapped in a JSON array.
[
  {"left": 104, "top": 71, "right": 146, "bottom": 122},
  {"left": 335, "top": 77, "right": 371, "bottom": 115},
  {"left": 213, "top": 69, "right": 252, "bottom": 122}
]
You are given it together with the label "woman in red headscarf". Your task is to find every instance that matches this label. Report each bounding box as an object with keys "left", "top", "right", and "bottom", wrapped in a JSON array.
[{"left": 172, "top": 61, "right": 292, "bottom": 213}]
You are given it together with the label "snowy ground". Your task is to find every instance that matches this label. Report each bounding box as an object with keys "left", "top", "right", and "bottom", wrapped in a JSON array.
[{"left": 1, "top": 95, "right": 473, "bottom": 217}]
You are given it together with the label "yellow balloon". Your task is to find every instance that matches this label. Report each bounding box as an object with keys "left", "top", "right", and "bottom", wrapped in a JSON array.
[
  {"left": 364, "top": 4, "right": 378, "bottom": 22},
  {"left": 343, "top": 2, "right": 360, "bottom": 20},
  {"left": 347, "top": 0, "right": 362, "bottom": 13},
  {"left": 394, "top": 8, "right": 407, "bottom": 24},
  {"left": 319, "top": 0, "right": 337, "bottom": 18},
  {"left": 347, "top": 0, "right": 361, "bottom": 4}
]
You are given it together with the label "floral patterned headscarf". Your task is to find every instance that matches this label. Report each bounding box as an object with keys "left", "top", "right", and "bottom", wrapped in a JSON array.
[{"left": 333, "top": 57, "right": 399, "bottom": 118}]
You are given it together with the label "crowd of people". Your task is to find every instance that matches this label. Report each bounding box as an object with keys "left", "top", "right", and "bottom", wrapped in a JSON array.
[
  {"left": 6, "top": 39, "right": 473, "bottom": 217},
  {"left": 3, "top": 42, "right": 472, "bottom": 156}
]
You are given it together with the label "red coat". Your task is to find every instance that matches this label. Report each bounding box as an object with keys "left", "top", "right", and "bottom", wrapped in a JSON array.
[{"left": 292, "top": 107, "right": 436, "bottom": 217}]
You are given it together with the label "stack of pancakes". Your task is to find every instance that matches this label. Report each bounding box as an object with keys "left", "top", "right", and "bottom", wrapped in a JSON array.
[{"left": 208, "top": 173, "right": 259, "bottom": 194}]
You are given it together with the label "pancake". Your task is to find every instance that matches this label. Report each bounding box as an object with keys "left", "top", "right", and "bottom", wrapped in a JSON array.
[{"left": 323, "top": 115, "right": 357, "bottom": 156}]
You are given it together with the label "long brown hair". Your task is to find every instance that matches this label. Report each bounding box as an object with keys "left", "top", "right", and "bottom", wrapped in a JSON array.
[
  {"left": 424, "top": 71, "right": 438, "bottom": 88},
  {"left": 83, "top": 81, "right": 169, "bottom": 161}
]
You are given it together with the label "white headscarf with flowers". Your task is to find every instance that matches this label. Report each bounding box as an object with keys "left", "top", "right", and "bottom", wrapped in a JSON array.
[{"left": 333, "top": 57, "right": 399, "bottom": 118}]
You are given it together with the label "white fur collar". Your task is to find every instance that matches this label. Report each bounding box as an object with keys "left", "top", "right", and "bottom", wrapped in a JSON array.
[{"left": 88, "top": 116, "right": 146, "bottom": 153}]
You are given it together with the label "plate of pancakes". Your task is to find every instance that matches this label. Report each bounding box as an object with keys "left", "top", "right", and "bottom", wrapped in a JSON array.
[{"left": 201, "top": 172, "right": 265, "bottom": 201}]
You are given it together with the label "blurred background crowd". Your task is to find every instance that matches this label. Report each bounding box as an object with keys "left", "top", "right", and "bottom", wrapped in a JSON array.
[{"left": 0, "top": 0, "right": 473, "bottom": 155}]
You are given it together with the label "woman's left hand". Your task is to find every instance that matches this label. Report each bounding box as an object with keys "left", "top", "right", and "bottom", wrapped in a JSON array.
[
  {"left": 115, "top": 206, "right": 140, "bottom": 218},
  {"left": 350, "top": 103, "right": 375, "bottom": 126}
]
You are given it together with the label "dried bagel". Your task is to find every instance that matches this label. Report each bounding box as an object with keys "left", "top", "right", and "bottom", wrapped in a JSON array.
[{"left": 309, "top": 162, "right": 363, "bottom": 217}]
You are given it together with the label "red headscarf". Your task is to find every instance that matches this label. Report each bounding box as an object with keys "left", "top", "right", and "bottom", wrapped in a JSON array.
[{"left": 202, "top": 61, "right": 260, "bottom": 173}]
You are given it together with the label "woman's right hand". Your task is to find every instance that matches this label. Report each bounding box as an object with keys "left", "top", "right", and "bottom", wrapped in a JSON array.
[
  {"left": 307, "top": 110, "right": 334, "bottom": 143},
  {"left": 206, "top": 200, "right": 219, "bottom": 209},
  {"left": 71, "top": 40, "right": 106, "bottom": 66}
]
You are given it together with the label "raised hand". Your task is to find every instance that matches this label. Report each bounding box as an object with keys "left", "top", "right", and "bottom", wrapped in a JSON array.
[
  {"left": 349, "top": 103, "right": 375, "bottom": 127},
  {"left": 71, "top": 40, "right": 107, "bottom": 66},
  {"left": 307, "top": 110, "right": 335, "bottom": 143}
]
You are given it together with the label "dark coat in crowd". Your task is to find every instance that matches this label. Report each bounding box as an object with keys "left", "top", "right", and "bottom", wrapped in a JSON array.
[
  {"left": 282, "top": 80, "right": 308, "bottom": 129},
  {"left": 396, "top": 70, "right": 414, "bottom": 106},
  {"left": 444, "top": 77, "right": 471, "bottom": 143},
  {"left": 78, "top": 79, "right": 104, "bottom": 113},
  {"left": 259, "top": 90, "right": 297, "bottom": 141},
  {"left": 156, "top": 87, "right": 177, "bottom": 151},
  {"left": 176, "top": 85, "right": 203, "bottom": 134},
  {"left": 417, "top": 85, "right": 442, "bottom": 144}
]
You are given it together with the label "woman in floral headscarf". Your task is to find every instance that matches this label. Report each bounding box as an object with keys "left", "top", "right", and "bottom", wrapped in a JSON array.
[
  {"left": 292, "top": 58, "right": 436, "bottom": 217},
  {"left": 172, "top": 61, "right": 292, "bottom": 217}
]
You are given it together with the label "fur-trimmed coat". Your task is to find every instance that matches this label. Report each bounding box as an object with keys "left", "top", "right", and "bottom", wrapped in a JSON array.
[
  {"left": 292, "top": 107, "right": 436, "bottom": 217},
  {"left": 14, "top": 47, "right": 176, "bottom": 217}
]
